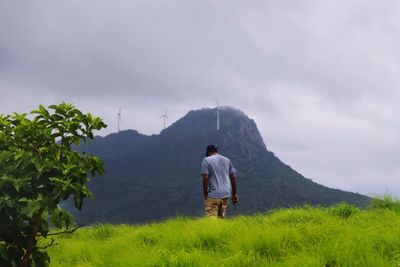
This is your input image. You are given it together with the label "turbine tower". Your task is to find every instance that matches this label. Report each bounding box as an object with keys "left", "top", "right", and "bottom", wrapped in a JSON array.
[
  {"left": 159, "top": 110, "right": 170, "bottom": 130},
  {"left": 216, "top": 100, "right": 220, "bottom": 131},
  {"left": 117, "top": 107, "right": 121, "bottom": 133}
]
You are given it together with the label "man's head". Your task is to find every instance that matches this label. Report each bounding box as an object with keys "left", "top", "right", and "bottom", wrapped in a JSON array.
[{"left": 206, "top": 144, "right": 219, "bottom": 157}]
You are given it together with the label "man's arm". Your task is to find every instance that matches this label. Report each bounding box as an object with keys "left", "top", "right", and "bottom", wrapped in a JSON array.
[
  {"left": 229, "top": 173, "right": 238, "bottom": 204},
  {"left": 202, "top": 174, "right": 209, "bottom": 200}
]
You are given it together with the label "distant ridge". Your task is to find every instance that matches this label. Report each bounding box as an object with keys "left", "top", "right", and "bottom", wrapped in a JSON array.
[{"left": 67, "top": 107, "right": 369, "bottom": 224}]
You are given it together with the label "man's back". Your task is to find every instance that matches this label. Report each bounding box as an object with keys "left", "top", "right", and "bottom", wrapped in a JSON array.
[{"left": 201, "top": 154, "right": 236, "bottom": 199}]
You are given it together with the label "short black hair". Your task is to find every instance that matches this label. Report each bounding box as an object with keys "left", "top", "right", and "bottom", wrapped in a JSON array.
[{"left": 206, "top": 144, "right": 218, "bottom": 156}]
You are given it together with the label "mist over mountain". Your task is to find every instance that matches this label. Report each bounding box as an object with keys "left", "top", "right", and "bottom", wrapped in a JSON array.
[{"left": 68, "top": 107, "right": 369, "bottom": 224}]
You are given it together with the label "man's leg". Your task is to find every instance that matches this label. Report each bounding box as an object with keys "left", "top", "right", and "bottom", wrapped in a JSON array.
[
  {"left": 204, "top": 198, "right": 219, "bottom": 218},
  {"left": 217, "top": 198, "right": 229, "bottom": 219}
]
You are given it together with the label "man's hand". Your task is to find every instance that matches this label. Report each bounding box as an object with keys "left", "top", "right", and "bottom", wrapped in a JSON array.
[
  {"left": 232, "top": 194, "right": 238, "bottom": 204},
  {"left": 229, "top": 173, "right": 238, "bottom": 204}
]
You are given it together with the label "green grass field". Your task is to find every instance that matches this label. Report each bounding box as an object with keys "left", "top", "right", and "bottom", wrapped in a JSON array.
[{"left": 46, "top": 197, "right": 400, "bottom": 266}]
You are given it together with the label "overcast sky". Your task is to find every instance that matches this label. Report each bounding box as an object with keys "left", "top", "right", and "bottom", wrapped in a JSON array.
[{"left": 1, "top": 0, "right": 399, "bottom": 197}]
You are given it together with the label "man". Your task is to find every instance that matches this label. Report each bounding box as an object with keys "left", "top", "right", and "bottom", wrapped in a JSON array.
[{"left": 201, "top": 144, "right": 238, "bottom": 218}]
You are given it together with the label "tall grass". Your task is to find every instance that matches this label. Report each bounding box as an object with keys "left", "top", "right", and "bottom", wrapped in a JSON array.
[
  {"left": 46, "top": 197, "right": 400, "bottom": 266},
  {"left": 368, "top": 194, "right": 400, "bottom": 212}
]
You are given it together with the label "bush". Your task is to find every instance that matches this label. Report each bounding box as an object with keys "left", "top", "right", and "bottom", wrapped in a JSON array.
[
  {"left": 0, "top": 103, "right": 106, "bottom": 266},
  {"left": 328, "top": 202, "right": 360, "bottom": 218},
  {"left": 368, "top": 194, "right": 400, "bottom": 212}
]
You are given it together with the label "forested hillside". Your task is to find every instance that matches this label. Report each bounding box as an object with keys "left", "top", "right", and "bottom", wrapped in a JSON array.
[{"left": 67, "top": 107, "right": 368, "bottom": 224}]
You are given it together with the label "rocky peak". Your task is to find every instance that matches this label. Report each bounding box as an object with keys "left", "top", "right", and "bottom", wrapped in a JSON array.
[{"left": 162, "top": 106, "right": 267, "bottom": 150}]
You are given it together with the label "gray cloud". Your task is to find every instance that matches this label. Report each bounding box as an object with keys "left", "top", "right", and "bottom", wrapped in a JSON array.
[{"left": 1, "top": 0, "right": 399, "bottom": 196}]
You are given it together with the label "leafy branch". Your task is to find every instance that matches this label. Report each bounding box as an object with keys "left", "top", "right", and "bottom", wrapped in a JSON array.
[{"left": 0, "top": 102, "right": 107, "bottom": 267}]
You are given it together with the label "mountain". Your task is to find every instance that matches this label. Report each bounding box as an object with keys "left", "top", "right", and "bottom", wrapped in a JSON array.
[{"left": 67, "top": 107, "right": 369, "bottom": 224}]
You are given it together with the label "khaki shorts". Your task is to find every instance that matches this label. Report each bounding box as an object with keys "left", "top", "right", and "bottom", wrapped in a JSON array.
[{"left": 204, "top": 198, "right": 229, "bottom": 218}]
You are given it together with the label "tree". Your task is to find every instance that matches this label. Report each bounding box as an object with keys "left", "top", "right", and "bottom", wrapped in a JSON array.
[{"left": 0, "top": 103, "right": 107, "bottom": 267}]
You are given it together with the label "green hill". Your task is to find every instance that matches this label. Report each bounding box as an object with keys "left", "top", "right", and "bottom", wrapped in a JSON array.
[
  {"left": 49, "top": 199, "right": 400, "bottom": 266},
  {"left": 67, "top": 107, "right": 369, "bottom": 224}
]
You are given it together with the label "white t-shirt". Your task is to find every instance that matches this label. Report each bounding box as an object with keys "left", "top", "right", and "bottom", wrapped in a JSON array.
[{"left": 201, "top": 154, "right": 236, "bottom": 199}]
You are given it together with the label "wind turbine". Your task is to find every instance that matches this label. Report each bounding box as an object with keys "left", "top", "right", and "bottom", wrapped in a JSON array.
[
  {"left": 159, "top": 110, "right": 170, "bottom": 130},
  {"left": 117, "top": 107, "right": 122, "bottom": 133},
  {"left": 216, "top": 100, "right": 220, "bottom": 131}
]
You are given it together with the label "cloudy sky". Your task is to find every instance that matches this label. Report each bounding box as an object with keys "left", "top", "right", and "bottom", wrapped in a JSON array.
[{"left": 1, "top": 0, "right": 399, "bottom": 197}]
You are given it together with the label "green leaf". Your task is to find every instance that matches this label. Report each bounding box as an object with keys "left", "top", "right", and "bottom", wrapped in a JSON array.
[
  {"left": 74, "top": 194, "right": 83, "bottom": 210},
  {"left": 51, "top": 207, "right": 74, "bottom": 229},
  {"left": 40, "top": 220, "right": 49, "bottom": 236},
  {"left": 13, "top": 179, "right": 24, "bottom": 192},
  {"left": 32, "top": 250, "right": 50, "bottom": 267},
  {"left": 0, "top": 243, "right": 9, "bottom": 261}
]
